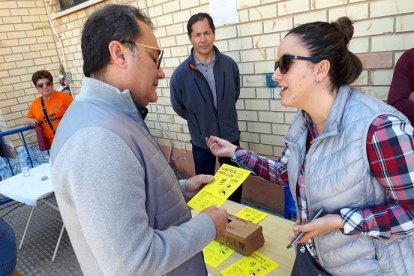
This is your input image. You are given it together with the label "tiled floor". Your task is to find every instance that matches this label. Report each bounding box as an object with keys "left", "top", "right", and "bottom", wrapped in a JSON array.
[{"left": 1, "top": 197, "right": 82, "bottom": 275}]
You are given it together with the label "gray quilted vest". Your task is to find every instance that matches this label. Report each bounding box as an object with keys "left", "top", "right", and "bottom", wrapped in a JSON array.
[
  {"left": 285, "top": 86, "right": 414, "bottom": 275},
  {"left": 51, "top": 80, "right": 207, "bottom": 276}
]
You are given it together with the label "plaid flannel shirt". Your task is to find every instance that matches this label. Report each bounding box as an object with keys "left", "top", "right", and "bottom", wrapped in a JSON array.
[{"left": 233, "top": 115, "right": 414, "bottom": 238}]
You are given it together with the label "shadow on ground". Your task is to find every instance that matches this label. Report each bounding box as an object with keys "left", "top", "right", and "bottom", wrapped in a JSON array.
[{"left": 0, "top": 196, "right": 82, "bottom": 275}]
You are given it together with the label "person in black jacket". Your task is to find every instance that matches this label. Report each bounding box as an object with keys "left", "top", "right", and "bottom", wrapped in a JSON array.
[{"left": 170, "top": 13, "right": 242, "bottom": 202}]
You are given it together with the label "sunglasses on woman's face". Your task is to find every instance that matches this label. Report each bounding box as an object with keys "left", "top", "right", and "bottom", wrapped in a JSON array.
[
  {"left": 36, "top": 81, "right": 52, "bottom": 89},
  {"left": 274, "top": 54, "right": 323, "bottom": 74}
]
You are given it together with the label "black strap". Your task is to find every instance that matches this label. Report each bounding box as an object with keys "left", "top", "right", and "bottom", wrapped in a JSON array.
[{"left": 40, "top": 97, "right": 55, "bottom": 134}]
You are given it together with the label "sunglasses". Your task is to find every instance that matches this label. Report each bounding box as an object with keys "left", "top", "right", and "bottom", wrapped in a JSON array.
[
  {"left": 36, "top": 81, "right": 52, "bottom": 89},
  {"left": 275, "top": 54, "right": 323, "bottom": 74},
  {"left": 120, "top": 40, "right": 164, "bottom": 69}
]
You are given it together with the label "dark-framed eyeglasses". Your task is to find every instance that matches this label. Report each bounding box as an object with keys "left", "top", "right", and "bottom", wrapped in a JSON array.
[
  {"left": 274, "top": 54, "right": 323, "bottom": 74},
  {"left": 36, "top": 81, "right": 52, "bottom": 89},
  {"left": 120, "top": 40, "right": 164, "bottom": 69}
]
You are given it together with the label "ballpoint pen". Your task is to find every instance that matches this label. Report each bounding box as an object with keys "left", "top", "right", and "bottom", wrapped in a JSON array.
[{"left": 286, "top": 208, "right": 324, "bottom": 249}]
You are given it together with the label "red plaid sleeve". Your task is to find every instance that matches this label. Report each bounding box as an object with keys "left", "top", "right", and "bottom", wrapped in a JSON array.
[
  {"left": 233, "top": 146, "right": 289, "bottom": 185},
  {"left": 341, "top": 115, "right": 414, "bottom": 238}
]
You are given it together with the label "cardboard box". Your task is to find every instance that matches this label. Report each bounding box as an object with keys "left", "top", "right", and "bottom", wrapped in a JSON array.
[
  {"left": 218, "top": 214, "right": 265, "bottom": 256},
  {"left": 242, "top": 175, "right": 284, "bottom": 215}
]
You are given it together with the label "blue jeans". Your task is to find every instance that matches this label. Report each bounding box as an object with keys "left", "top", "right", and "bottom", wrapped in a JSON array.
[
  {"left": 0, "top": 218, "right": 17, "bottom": 276},
  {"left": 192, "top": 139, "right": 242, "bottom": 203}
]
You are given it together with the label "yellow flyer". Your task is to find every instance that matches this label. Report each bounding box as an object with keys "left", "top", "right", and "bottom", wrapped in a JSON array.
[
  {"left": 203, "top": 241, "right": 235, "bottom": 268},
  {"left": 219, "top": 251, "right": 279, "bottom": 276},
  {"left": 235, "top": 206, "right": 268, "bottom": 224},
  {"left": 188, "top": 164, "right": 251, "bottom": 211}
]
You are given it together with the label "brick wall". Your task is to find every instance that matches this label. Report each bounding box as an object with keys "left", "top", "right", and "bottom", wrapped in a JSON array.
[
  {"left": 0, "top": 0, "right": 61, "bottom": 129},
  {"left": 1, "top": 0, "right": 414, "bottom": 176},
  {"left": 149, "top": 0, "right": 414, "bottom": 167}
]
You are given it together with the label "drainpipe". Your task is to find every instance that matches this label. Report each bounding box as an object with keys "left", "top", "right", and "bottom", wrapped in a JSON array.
[{"left": 44, "top": 0, "right": 72, "bottom": 97}]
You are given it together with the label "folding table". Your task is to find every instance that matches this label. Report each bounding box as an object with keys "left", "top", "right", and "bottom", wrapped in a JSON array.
[{"left": 0, "top": 163, "right": 64, "bottom": 261}]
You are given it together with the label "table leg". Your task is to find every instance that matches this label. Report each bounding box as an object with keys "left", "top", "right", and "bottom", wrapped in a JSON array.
[
  {"left": 19, "top": 206, "right": 35, "bottom": 249},
  {"left": 52, "top": 224, "right": 65, "bottom": 262}
]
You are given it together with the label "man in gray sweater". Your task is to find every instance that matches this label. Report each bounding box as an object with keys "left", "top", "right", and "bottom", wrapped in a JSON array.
[{"left": 50, "top": 4, "right": 228, "bottom": 275}]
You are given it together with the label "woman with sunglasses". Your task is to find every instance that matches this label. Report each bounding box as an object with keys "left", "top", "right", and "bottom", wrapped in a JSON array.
[
  {"left": 27, "top": 70, "right": 73, "bottom": 147},
  {"left": 207, "top": 16, "right": 414, "bottom": 275}
]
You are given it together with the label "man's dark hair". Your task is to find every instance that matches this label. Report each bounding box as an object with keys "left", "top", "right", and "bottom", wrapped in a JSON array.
[
  {"left": 32, "top": 70, "right": 53, "bottom": 86},
  {"left": 81, "top": 4, "right": 153, "bottom": 77},
  {"left": 187, "top": 13, "right": 215, "bottom": 38}
]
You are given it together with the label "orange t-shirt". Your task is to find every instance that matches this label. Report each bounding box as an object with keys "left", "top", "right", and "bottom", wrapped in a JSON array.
[{"left": 27, "top": 91, "right": 73, "bottom": 146}]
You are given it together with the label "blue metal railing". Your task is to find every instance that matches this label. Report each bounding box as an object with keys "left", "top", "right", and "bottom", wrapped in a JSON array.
[
  {"left": 0, "top": 126, "right": 35, "bottom": 205},
  {"left": 0, "top": 126, "right": 35, "bottom": 175}
]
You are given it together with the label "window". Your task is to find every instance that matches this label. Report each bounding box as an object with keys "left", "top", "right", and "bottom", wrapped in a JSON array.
[{"left": 59, "top": 0, "right": 89, "bottom": 11}]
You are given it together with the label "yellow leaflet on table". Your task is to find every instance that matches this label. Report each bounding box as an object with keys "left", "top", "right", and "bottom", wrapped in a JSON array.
[
  {"left": 235, "top": 206, "right": 268, "bottom": 224},
  {"left": 188, "top": 164, "right": 251, "bottom": 211},
  {"left": 220, "top": 251, "right": 279, "bottom": 276},
  {"left": 203, "top": 240, "right": 235, "bottom": 268}
]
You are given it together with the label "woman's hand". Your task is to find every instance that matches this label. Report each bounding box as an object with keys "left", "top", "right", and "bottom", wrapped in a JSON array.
[
  {"left": 205, "top": 136, "right": 237, "bottom": 158},
  {"left": 185, "top": 174, "right": 215, "bottom": 199},
  {"left": 293, "top": 214, "right": 344, "bottom": 244},
  {"left": 26, "top": 118, "right": 38, "bottom": 127},
  {"left": 288, "top": 218, "right": 301, "bottom": 242}
]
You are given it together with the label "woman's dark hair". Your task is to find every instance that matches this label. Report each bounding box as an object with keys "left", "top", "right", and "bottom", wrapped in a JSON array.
[
  {"left": 32, "top": 70, "right": 53, "bottom": 86},
  {"left": 187, "top": 13, "right": 215, "bottom": 38},
  {"left": 81, "top": 4, "right": 153, "bottom": 77},
  {"left": 287, "top": 17, "right": 362, "bottom": 90}
]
